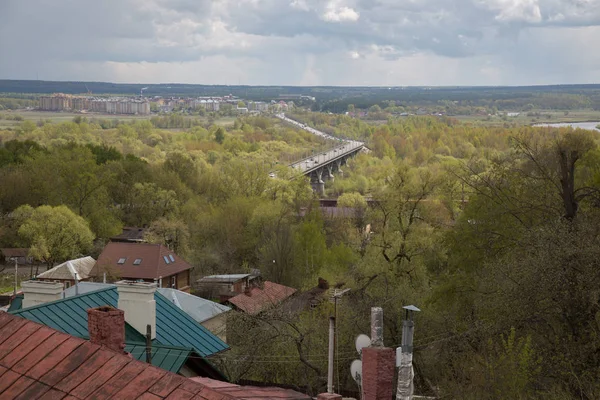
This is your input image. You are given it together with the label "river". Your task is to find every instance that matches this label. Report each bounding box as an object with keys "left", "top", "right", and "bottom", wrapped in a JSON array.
[{"left": 533, "top": 121, "right": 600, "bottom": 132}]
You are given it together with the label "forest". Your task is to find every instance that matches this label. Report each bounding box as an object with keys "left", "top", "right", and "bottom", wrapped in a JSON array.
[{"left": 1, "top": 110, "right": 600, "bottom": 399}]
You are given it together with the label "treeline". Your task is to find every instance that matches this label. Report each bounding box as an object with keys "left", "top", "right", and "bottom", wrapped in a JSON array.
[{"left": 0, "top": 97, "right": 37, "bottom": 110}]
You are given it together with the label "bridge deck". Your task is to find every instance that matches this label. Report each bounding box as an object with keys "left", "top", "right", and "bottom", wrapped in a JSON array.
[{"left": 276, "top": 113, "right": 365, "bottom": 175}]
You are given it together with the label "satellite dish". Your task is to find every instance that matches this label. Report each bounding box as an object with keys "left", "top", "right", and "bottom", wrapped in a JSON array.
[
  {"left": 355, "top": 334, "right": 371, "bottom": 354},
  {"left": 350, "top": 359, "right": 362, "bottom": 384}
]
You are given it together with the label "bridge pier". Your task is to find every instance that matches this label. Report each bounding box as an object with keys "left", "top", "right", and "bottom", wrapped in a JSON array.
[
  {"left": 326, "top": 165, "right": 334, "bottom": 181},
  {"left": 310, "top": 169, "right": 325, "bottom": 195},
  {"left": 334, "top": 158, "right": 344, "bottom": 177}
]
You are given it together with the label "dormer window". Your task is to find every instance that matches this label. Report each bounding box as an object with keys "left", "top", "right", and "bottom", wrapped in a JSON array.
[
  {"left": 133, "top": 259, "right": 142, "bottom": 265},
  {"left": 117, "top": 258, "right": 126, "bottom": 264}
]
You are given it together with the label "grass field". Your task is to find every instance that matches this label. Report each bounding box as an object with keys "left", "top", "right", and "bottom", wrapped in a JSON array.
[{"left": 0, "top": 110, "right": 237, "bottom": 129}]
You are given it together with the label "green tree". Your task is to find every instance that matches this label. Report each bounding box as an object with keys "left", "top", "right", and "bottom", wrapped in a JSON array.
[
  {"left": 214, "top": 127, "right": 225, "bottom": 144},
  {"left": 16, "top": 205, "right": 95, "bottom": 269}
]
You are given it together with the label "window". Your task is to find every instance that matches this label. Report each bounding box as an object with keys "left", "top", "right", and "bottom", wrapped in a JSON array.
[
  {"left": 133, "top": 259, "right": 142, "bottom": 265},
  {"left": 163, "top": 256, "right": 170, "bottom": 264},
  {"left": 169, "top": 254, "right": 175, "bottom": 262},
  {"left": 117, "top": 258, "right": 126, "bottom": 264},
  {"left": 171, "top": 276, "right": 176, "bottom": 288}
]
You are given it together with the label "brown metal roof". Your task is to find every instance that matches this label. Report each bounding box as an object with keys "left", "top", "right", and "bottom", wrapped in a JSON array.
[
  {"left": 94, "top": 242, "right": 192, "bottom": 280},
  {"left": 228, "top": 282, "right": 297, "bottom": 315},
  {"left": 0, "top": 312, "right": 310, "bottom": 399},
  {"left": 0, "top": 248, "right": 30, "bottom": 258}
]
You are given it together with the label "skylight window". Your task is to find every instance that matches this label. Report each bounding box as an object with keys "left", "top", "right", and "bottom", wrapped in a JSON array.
[
  {"left": 169, "top": 255, "right": 175, "bottom": 262},
  {"left": 133, "top": 258, "right": 142, "bottom": 265},
  {"left": 117, "top": 258, "right": 126, "bottom": 264},
  {"left": 163, "top": 256, "right": 170, "bottom": 264}
]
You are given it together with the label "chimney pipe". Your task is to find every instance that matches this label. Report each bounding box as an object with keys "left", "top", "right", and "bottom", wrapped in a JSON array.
[
  {"left": 116, "top": 280, "right": 157, "bottom": 339},
  {"left": 87, "top": 306, "right": 126, "bottom": 354},
  {"left": 21, "top": 280, "right": 64, "bottom": 308},
  {"left": 362, "top": 307, "right": 395, "bottom": 400},
  {"left": 370, "top": 307, "right": 384, "bottom": 347}
]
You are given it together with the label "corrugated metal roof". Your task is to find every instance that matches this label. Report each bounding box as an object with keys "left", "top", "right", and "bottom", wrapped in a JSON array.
[
  {"left": 11, "top": 286, "right": 145, "bottom": 342},
  {"left": 10, "top": 287, "right": 229, "bottom": 357},
  {"left": 36, "top": 256, "right": 96, "bottom": 280},
  {"left": 198, "top": 274, "right": 250, "bottom": 283},
  {"left": 124, "top": 342, "right": 192, "bottom": 373},
  {"left": 228, "top": 282, "right": 297, "bottom": 315},
  {"left": 157, "top": 288, "right": 230, "bottom": 323}
]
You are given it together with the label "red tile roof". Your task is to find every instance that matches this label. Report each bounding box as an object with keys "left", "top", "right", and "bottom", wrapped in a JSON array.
[
  {"left": 0, "top": 312, "right": 310, "bottom": 400},
  {"left": 95, "top": 242, "right": 192, "bottom": 280},
  {"left": 228, "top": 282, "right": 297, "bottom": 315}
]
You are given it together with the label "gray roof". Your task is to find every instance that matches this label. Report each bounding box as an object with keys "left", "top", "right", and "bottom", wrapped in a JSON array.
[
  {"left": 198, "top": 274, "right": 250, "bottom": 283},
  {"left": 157, "top": 288, "right": 230, "bottom": 323},
  {"left": 37, "top": 256, "right": 96, "bottom": 281},
  {"left": 63, "top": 282, "right": 115, "bottom": 297}
]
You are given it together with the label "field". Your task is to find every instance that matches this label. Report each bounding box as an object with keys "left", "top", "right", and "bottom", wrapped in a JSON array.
[
  {"left": 0, "top": 110, "right": 236, "bottom": 129},
  {"left": 454, "top": 109, "right": 600, "bottom": 126}
]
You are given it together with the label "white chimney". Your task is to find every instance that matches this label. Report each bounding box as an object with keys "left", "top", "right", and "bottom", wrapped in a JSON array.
[
  {"left": 21, "top": 280, "right": 64, "bottom": 308},
  {"left": 116, "top": 280, "right": 157, "bottom": 340}
]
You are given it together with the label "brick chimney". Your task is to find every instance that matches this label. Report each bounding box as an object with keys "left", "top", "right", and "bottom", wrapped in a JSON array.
[
  {"left": 21, "top": 280, "right": 63, "bottom": 308},
  {"left": 362, "top": 307, "right": 396, "bottom": 400},
  {"left": 116, "top": 280, "right": 156, "bottom": 339},
  {"left": 87, "top": 306, "right": 126, "bottom": 353}
]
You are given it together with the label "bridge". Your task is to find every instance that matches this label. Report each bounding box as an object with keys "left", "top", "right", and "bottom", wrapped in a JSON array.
[{"left": 275, "top": 113, "right": 366, "bottom": 194}]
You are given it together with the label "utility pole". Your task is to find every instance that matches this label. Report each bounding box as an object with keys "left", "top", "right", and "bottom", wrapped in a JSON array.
[{"left": 327, "top": 316, "right": 335, "bottom": 393}]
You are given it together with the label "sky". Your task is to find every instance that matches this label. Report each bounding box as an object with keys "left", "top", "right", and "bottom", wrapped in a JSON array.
[{"left": 1, "top": 0, "right": 600, "bottom": 86}]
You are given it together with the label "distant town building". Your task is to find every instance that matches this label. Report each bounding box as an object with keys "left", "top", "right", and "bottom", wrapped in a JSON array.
[{"left": 38, "top": 93, "right": 150, "bottom": 115}]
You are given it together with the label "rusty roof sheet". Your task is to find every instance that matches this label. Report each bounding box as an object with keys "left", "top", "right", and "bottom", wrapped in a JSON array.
[
  {"left": 228, "top": 282, "right": 297, "bottom": 315},
  {"left": 0, "top": 312, "right": 310, "bottom": 400}
]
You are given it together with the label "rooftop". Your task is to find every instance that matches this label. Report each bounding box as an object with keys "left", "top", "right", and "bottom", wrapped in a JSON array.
[
  {"left": 36, "top": 256, "right": 96, "bottom": 281},
  {"left": 0, "top": 312, "right": 310, "bottom": 400},
  {"left": 0, "top": 248, "right": 29, "bottom": 258},
  {"left": 198, "top": 274, "right": 251, "bottom": 284},
  {"left": 110, "top": 226, "right": 146, "bottom": 243},
  {"left": 10, "top": 286, "right": 228, "bottom": 358},
  {"left": 94, "top": 242, "right": 192, "bottom": 280},
  {"left": 157, "top": 288, "right": 231, "bottom": 323},
  {"left": 228, "top": 282, "right": 297, "bottom": 315}
]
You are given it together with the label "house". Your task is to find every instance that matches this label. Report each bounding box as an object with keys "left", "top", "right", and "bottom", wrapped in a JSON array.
[
  {"left": 0, "top": 312, "right": 311, "bottom": 399},
  {"left": 93, "top": 242, "right": 192, "bottom": 292},
  {"left": 109, "top": 226, "right": 146, "bottom": 243},
  {"left": 10, "top": 279, "right": 229, "bottom": 378},
  {"left": 0, "top": 248, "right": 34, "bottom": 265},
  {"left": 62, "top": 282, "right": 231, "bottom": 342},
  {"left": 228, "top": 281, "right": 297, "bottom": 315},
  {"left": 35, "top": 256, "right": 96, "bottom": 288},
  {"left": 196, "top": 272, "right": 261, "bottom": 302}
]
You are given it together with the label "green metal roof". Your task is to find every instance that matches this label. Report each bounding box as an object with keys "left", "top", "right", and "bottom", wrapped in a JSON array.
[
  {"left": 124, "top": 342, "right": 192, "bottom": 373},
  {"left": 7, "top": 293, "right": 23, "bottom": 313},
  {"left": 10, "top": 287, "right": 229, "bottom": 357}
]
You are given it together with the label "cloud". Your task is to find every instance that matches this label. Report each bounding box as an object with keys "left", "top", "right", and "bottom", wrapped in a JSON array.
[
  {"left": 0, "top": 0, "right": 600, "bottom": 85},
  {"left": 322, "top": 1, "right": 360, "bottom": 22}
]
